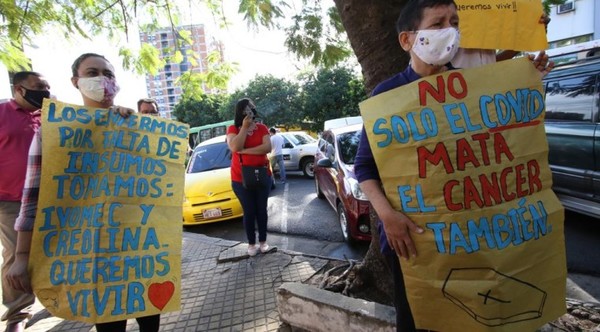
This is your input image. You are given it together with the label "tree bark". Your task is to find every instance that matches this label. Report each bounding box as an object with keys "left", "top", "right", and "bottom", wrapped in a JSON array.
[
  {"left": 332, "top": 0, "right": 410, "bottom": 304},
  {"left": 333, "top": 0, "right": 410, "bottom": 93}
]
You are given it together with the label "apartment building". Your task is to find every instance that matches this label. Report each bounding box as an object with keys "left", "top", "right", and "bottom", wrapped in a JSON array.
[
  {"left": 546, "top": 0, "right": 600, "bottom": 48},
  {"left": 139, "top": 24, "right": 213, "bottom": 118}
]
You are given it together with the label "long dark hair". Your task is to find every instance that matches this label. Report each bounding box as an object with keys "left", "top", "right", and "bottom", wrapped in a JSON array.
[{"left": 234, "top": 98, "right": 252, "bottom": 128}]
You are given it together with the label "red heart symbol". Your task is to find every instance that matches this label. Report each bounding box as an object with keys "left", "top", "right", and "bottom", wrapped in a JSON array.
[{"left": 148, "top": 281, "right": 175, "bottom": 310}]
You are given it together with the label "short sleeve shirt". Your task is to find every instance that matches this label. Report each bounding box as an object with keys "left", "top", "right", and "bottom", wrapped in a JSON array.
[
  {"left": 227, "top": 123, "right": 271, "bottom": 183},
  {"left": 0, "top": 100, "right": 40, "bottom": 201}
]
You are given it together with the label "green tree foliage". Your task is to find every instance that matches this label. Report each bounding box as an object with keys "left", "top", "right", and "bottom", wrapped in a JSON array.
[
  {"left": 300, "top": 67, "right": 367, "bottom": 132},
  {"left": 171, "top": 93, "right": 226, "bottom": 127},
  {"left": 0, "top": 0, "right": 569, "bottom": 77},
  {"left": 218, "top": 74, "right": 302, "bottom": 130},
  {"left": 0, "top": 0, "right": 184, "bottom": 72},
  {"left": 284, "top": 2, "right": 352, "bottom": 67},
  {"left": 178, "top": 50, "right": 238, "bottom": 99}
]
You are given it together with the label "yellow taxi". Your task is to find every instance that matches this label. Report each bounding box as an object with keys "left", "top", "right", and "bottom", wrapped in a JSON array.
[{"left": 183, "top": 135, "right": 243, "bottom": 225}]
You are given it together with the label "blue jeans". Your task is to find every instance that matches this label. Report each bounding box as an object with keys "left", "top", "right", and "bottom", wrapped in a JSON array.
[
  {"left": 232, "top": 181, "right": 269, "bottom": 244},
  {"left": 270, "top": 154, "right": 286, "bottom": 182}
]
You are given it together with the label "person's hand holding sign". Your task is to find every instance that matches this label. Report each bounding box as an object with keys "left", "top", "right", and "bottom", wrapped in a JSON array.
[
  {"left": 528, "top": 50, "right": 554, "bottom": 78},
  {"left": 381, "top": 209, "right": 424, "bottom": 259},
  {"left": 109, "top": 105, "right": 134, "bottom": 118},
  {"left": 360, "top": 179, "right": 424, "bottom": 259}
]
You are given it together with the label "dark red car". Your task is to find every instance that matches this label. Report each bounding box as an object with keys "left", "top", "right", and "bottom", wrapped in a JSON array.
[{"left": 314, "top": 123, "right": 371, "bottom": 243}]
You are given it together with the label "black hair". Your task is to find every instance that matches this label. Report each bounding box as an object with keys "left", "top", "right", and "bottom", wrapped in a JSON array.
[
  {"left": 12, "top": 71, "right": 42, "bottom": 86},
  {"left": 234, "top": 98, "right": 252, "bottom": 127},
  {"left": 71, "top": 53, "right": 108, "bottom": 77},
  {"left": 395, "top": 0, "right": 457, "bottom": 33},
  {"left": 269, "top": 127, "right": 276, "bottom": 134}
]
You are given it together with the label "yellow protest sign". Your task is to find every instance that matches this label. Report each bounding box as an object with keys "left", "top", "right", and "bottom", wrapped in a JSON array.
[
  {"left": 360, "top": 58, "right": 566, "bottom": 331},
  {"left": 456, "top": 0, "right": 548, "bottom": 51},
  {"left": 31, "top": 100, "right": 188, "bottom": 324}
]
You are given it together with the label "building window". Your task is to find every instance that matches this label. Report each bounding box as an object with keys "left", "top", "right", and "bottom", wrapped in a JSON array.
[
  {"left": 549, "top": 35, "right": 593, "bottom": 49},
  {"left": 556, "top": 1, "right": 574, "bottom": 14}
]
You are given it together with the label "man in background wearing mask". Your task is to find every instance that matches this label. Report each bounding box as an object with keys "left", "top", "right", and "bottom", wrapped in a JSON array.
[{"left": 0, "top": 71, "right": 50, "bottom": 332}]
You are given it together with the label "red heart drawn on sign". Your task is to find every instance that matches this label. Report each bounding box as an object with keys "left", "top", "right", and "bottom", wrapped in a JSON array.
[{"left": 148, "top": 281, "right": 175, "bottom": 310}]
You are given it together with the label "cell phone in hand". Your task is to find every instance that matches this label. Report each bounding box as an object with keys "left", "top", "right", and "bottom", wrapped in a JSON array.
[{"left": 245, "top": 108, "right": 257, "bottom": 120}]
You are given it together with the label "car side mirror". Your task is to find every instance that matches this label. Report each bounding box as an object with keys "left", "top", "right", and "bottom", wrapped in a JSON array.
[
  {"left": 284, "top": 143, "right": 293, "bottom": 149},
  {"left": 317, "top": 158, "right": 333, "bottom": 168}
]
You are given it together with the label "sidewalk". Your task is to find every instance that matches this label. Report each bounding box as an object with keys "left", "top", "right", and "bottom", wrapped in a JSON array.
[
  {"left": 1, "top": 231, "right": 599, "bottom": 331},
  {"left": 0, "top": 232, "right": 333, "bottom": 332}
]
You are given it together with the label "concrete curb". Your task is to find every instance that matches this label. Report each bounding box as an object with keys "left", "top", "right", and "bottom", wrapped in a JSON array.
[{"left": 277, "top": 282, "right": 396, "bottom": 332}]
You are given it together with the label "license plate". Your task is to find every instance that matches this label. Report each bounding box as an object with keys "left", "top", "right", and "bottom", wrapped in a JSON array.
[{"left": 202, "top": 208, "right": 222, "bottom": 219}]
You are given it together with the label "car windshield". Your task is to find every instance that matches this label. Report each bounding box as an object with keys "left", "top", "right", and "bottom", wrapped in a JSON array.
[
  {"left": 285, "top": 133, "right": 316, "bottom": 145},
  {"left": 338, "top": 130, "right": 361, "bottom": 165},
  {"left": 187, "top": 142, "right": 231, "bottom": 173}
]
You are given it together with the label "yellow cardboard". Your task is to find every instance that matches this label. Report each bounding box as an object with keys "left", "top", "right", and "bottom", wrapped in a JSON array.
[
  {"left": 31, "top": 100, "right": 188, "bottom": 323},
  {"left": 359, "top": 58, "right": 566, "bottom": 331},
  {"left": 456, "top": 0, "right": 548, "bottom": 51}
]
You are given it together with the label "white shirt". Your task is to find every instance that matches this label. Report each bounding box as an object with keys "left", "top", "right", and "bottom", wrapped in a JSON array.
[
  {"left": 270, "top": 133, "right": 284, "bottom": 156},
  {"left": 452, "top": 48, "right": 496, "bottom": 69}
]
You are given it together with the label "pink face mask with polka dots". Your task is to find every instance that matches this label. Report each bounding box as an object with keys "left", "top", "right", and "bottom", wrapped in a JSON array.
[{"left": 77, "top": 76, "right": 120, "bottom": 103}]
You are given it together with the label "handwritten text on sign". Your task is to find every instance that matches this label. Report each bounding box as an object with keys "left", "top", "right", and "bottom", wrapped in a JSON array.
[
  {"left": 359, "top": 59, "right": 565, "bottom": 330},
  {"left": 32, "top": 100, "right": 188, "bottom": 323}
]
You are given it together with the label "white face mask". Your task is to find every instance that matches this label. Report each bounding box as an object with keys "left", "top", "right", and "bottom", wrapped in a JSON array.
[
  {"left": 77, "top": 76, "right": 120, "bottom": 103},
  {"left": 411, "top": 27, "right": 460, "bottom": 66}
]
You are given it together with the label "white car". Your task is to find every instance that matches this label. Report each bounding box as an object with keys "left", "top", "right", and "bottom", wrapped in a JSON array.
[{"left": 272, "top": 131, "right": 317, "bottom": 178}]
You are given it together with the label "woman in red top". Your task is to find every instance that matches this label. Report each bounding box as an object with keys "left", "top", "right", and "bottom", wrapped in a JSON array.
[{"left": 226, "top": 98, "right": 272, "bottom": 256}]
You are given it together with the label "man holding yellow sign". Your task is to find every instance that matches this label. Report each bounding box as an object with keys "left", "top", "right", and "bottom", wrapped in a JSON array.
[{"left": 355, "top": 0, "right": 564, "bottom": 331}]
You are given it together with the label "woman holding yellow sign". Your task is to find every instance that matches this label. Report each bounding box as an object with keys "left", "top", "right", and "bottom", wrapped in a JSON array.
[{"left": 7, "top": 53, "right": 161, "bottom": 332}]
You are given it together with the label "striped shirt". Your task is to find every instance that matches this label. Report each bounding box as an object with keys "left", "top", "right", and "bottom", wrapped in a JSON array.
[{"left": 15, "top": 130, "right": 42, "bottom": 231}]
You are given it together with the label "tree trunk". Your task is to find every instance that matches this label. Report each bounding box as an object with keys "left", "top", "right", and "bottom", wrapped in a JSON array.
[
  {"left": 332, "top": 0, "right": 409, "bottom": 304},
  {"left": 333, "top": 0, "right": 410, "bottom": 93}
]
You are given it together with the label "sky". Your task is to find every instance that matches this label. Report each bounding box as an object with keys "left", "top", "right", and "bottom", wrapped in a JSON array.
[{"left": 0, "top": 1, "right": 303, "bottom": 108}]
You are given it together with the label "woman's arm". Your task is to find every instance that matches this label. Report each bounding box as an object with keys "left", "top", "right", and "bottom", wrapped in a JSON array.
[
  {"left": 227, "top": 114, "right": 254, "bottom": 152},
  {"left": 241, "top": 134, "right": 271, "bottom": 155}
]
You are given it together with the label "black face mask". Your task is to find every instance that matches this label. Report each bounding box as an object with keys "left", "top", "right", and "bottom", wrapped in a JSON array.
[{"left": 21, "top": 86, "right": 50, "bottom": 108}]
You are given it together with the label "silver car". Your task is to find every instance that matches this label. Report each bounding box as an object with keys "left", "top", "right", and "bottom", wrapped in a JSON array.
[{"left": 272, "top": 131, "right": 317, "bottom": 178}]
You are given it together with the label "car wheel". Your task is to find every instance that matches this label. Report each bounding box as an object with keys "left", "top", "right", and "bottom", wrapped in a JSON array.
[
  {"left": 315, "top": 175, "right": 325, "bottom": 199},
  {"left": 337, "top": 202, "right": 355, "bottom": 244},
  {"left": 302, "top": 158, "right": 315, "bottom": 178}
]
